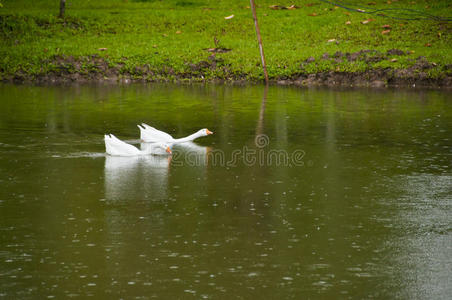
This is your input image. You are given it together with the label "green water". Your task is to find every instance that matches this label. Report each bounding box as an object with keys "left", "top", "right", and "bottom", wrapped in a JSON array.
[{"left": 0, "top": 84, "right": 451, "bottom": 299}]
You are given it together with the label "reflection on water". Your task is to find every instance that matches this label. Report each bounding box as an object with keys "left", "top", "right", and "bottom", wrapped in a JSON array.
[
  {"left": 105, "top": 155, "right": 171, "bottom": 202},
  {"left": 104, "top": 142, "right": 210, "bottom": 202},
  {"left": 173, "top": 142, "right": 211, "bottom": 167},
  {"left": 0, "top": 83, "right": 450, "bottom": 299}
]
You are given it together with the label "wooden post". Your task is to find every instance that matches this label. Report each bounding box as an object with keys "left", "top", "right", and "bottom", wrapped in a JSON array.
[
  {"left": 59, "top": 0, "right": 66, "bottom": 18},
  {"left": 250, "top": 0, "right": 269, "bottom": 85}
]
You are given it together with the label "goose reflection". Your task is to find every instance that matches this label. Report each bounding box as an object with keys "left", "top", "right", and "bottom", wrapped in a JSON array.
[
  {"left": 104, "top": 141, "right": 211, "bottom": 202},
  {"left": 104, "top": 153, "right": 171, "bottom": 202},
  {"left": 173, "top": 142, "right": 212, "bottom": 166}
]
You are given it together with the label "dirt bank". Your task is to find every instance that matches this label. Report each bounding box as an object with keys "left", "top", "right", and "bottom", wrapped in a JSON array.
[{"left": 3, "top": 51, "right": 451, "bottom": 88}]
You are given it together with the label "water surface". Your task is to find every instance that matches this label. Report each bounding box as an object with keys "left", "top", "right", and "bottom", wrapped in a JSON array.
[{"left": 0, "top": 84, "right": 451, "bottom": 299}]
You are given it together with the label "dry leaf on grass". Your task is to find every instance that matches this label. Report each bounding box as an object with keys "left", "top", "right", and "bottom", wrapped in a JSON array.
[
  {"left": 381, "top": 30, "right": 391, "bottom": 34},
  {"left": 345, "top": 21, "right": 351, "bottom": 25},
  {"left": 308, "top": 12, "right": 318, "bottom": 16},
  {"left": 224, "top": 15, "right": 234, "bottom": 20},
  {"left": 361, "top": 18, "right": 375, "bottom": 24},
  {"left": 98, "top": 48, "right": 107, "bottom": 51}
]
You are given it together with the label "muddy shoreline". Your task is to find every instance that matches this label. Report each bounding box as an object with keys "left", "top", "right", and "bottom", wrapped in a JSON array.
[
  {"left": 5, "top": 70, "right": 450, "bottom": 89},
  {"left": 2, "top": 51, "right": 451, "bottom": 88}
]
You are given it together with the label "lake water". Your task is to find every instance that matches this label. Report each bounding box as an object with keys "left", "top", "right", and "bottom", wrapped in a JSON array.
[{"left": 0, "top": 83, "right": 451, "bottom": 299}]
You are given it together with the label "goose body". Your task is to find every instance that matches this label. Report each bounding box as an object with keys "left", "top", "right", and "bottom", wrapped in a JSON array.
[
  {"left": 105, "top": 134, "right": 171, "bottom": 156},
  {"left": 138, "top": 123, "right": 213, "bottom": 143}
]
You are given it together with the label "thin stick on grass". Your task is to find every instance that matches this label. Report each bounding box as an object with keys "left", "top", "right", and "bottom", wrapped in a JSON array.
[{"left": 250, "top": 0, "right": 269, "bottom": 85}]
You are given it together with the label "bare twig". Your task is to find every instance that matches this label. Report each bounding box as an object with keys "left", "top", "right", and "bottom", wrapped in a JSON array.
[
  {"left": 59, "top": 0, "right": 66, "bottom": 19},
  {"left": 250, "top": 0, "right": 269, "bottom": 84}
]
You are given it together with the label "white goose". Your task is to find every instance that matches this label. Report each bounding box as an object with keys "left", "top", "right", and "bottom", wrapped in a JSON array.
[
  {"left": 105, "top": 134, "right": 171, "bottom": 156},
  {"left": 138, "top": 123, "right": 213, "bottom": 143}
]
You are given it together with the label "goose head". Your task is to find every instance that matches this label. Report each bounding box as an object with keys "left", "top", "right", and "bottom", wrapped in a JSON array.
[
  {"left": 198, "top": 129, "right": 214, "bottom": 136},
  {"left": 141, "top": 142, "right": 172, "bottom": 155},
  {"left": 156, "top": 142, "right": 172, "bottom": 154}
]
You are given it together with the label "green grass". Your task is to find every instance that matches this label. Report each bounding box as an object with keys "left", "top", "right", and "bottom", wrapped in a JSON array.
[{"left": 0, "top": 0, "right": 451, "bottom": 81}]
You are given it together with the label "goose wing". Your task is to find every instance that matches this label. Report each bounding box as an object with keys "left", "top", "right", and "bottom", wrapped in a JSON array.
[
  {"left": 138, "top": 123, "right": 174, "bottom": 142},
  {"left": 105, "top": 134, "right": 141, "bottom": 156}
]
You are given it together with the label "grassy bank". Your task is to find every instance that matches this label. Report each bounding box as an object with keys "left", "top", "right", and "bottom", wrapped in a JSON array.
[{"left": 1, "top": 0, "right": 451, "bottom": 86}]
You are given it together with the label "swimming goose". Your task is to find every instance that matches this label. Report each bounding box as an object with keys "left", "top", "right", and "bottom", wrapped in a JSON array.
[
  {"left": 105, "top": 134, "right": 171, "bottom": 156},
  {"left": 138, "top": 123, "right": 213, "bottom": 143}
]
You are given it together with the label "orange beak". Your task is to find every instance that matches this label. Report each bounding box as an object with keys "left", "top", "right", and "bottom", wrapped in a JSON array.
[
  {"left": 166, "top": 146, "right": 172, "bottom": 154},
  {"left": 206, "top": 129, "right": 213, "bottom": 135}
]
